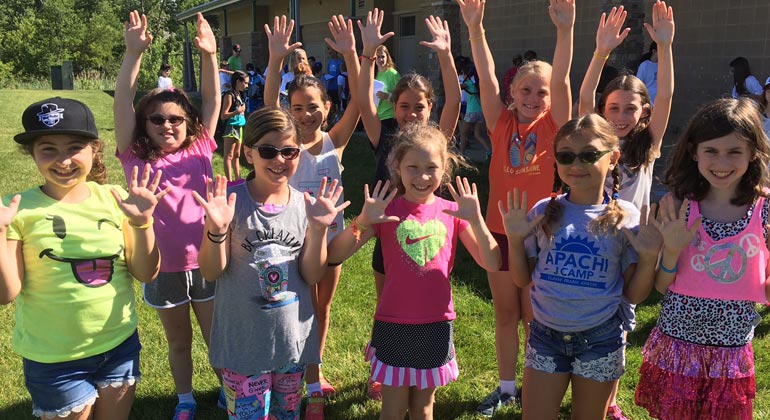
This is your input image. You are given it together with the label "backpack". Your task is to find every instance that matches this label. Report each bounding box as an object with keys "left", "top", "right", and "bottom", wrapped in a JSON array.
[{"left": 247, "top": 76, "right": 264, "bottom": 99}]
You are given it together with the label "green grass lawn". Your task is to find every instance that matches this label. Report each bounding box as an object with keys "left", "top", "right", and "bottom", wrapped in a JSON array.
[{"left": 1, "top": 89, "right": 769, "bottom": 419}]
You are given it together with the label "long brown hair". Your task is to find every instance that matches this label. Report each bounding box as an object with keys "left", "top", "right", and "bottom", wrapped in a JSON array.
[
  {"left": 663, "top": 98, "right": 770, "bottom": 205},
  {"left": 132, "top": 88, "right": 203, "bottom": 161},
  {"left": 597, "top": 75, "right": 653, "bottom": 172},
  {"left": 541, "top": 114, "right": 625, "bottom": 238}
]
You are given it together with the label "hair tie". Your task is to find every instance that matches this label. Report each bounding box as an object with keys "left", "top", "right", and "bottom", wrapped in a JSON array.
[
  {"left": 612, "top": 192, "right": 619, "bottom": 200},
  {"left": 550, "top": 192, "right": 558, "bottom": 199}
]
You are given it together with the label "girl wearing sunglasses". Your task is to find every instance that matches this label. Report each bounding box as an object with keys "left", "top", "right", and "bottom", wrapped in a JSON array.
[
  {"left": 499, "top": 113, "right": 662, "bottom": 419},
  {"left": 114, "top": 11, "right": 223, "bottom": 418},
  {"left": 194, "top": 107, "right": 349, "bottom": 420},
  {"left": 262, "top": 15, "right": 361, "bottom": 412}
]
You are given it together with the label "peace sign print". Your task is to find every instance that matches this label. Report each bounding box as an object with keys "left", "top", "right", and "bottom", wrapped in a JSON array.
[
  {"left": 740, "top": 233, "right": 762, "bottom": 258},
  {"left": 700, "top": 243, "right": 747, "bottom": 284}
]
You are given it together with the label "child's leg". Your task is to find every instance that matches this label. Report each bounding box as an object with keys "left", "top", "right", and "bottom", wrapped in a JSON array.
[
  {"left": 570, "top": 375, "right": 615, "bottom": 420},
  {"left": 407, "top": 387, "right": 437, "bottom": 420},
  {"left": 156, "top": 304, "right": 195, "bottom": 394},
  {"left": 221, "top": 368, "right": 271, "bottom": 420},
  {"left": 487, "top": 271, "right": 521, "bottom": 383},
  {"left": 190, "top": 298, "right": 223, "bottom": 382},
  {"left": 520, "top": 368, "right": 570, "bottom": 419},
  {"left": 269, "top": 363, "right": 305, "bottom": 420},
  {"left": 92, "top": 383, "right": 136, "bottom": 420},
  {"left": 233, "top": 136, "right": 242, "bottom": 179},
  {"left": 224, "top": 136, "right": 237, "bottom": 181},
  {"left": 458, "top": 120, "right": 472, "bottom": 153},
  {"left": 473, "top": 120, "right": 491, "bottom": 152},
  {"left": 380, "top": 385, "right": 410, "bottom": 420},
  {"left": 306, "top": 264, "right": 342, "bottom": 392}
]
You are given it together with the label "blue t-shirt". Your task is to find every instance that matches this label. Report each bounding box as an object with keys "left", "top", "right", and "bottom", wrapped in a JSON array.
[
  {"left": 525, "top": 195, "right": 640, "bottom": 332},
  {"left": 326, "top": 58, "right": 344, "bottom": 90}
]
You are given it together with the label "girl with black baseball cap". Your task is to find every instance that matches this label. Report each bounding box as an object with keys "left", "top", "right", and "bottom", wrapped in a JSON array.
[{"left": 0, "top": 96, "right": 167, "bottom": 419}]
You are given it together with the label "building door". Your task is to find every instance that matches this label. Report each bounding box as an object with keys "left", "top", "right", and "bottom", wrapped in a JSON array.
[{"left": 396, "top": 14, "right": 416, "bottom": 73}]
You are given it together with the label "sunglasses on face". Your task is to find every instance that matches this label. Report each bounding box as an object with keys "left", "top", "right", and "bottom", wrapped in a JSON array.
[
  {"left": 147, "top": 115, "right": 186, "bottom": 126},
  {"left": 554, "top": 150, "right": 611, "bottom": 165},
  {"left": 254, "top": 145, "right": 301, "bottom": 160}
]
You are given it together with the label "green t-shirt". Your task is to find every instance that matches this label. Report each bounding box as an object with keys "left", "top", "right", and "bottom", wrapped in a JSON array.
[
  {"left": 376, "top": 67, "right": 401, "bottom": 120},
  {"left": 228, "top": 55, "right": 243, "bottom": 71},
  {"left": 5, "top": 183, "right": 138, "bottom": 363}
]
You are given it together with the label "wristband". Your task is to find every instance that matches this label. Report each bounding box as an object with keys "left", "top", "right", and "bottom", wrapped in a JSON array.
[
  {"left": 207, "top": 230, "right": 228, "bottom": 244},
  {"left": 128, "top": 217, "right": 154, "bottom": 230},
  {"left": 469, "top": 30, "right": 486, "bottom": 42},
  {"left": 594, "top": 51, "right": 610, "bottom": 60},
  {"left": 659, "top": 260, "right": 678, "bottom": 274},
  {"left": 351, "top": 216, "right": 369, "bottom": 241},
  {"left": 360, "top": 54, "right": 375, "bottom": 62}
]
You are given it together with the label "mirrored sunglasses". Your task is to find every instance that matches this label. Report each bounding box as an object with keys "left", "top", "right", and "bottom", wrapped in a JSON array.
[{"left": 554, "top": 150, "right": 611, "bottom": 165}]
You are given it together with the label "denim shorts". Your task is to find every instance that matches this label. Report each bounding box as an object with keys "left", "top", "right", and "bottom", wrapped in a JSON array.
[
  {"left": 23, "top": 330, "right": 141, "bottom": 417},
  {"left": 524, "top": 315, "right": 625, "bottom": 382},
  {"left": 143, "top": 269, "right": 215, "bottom": 308}
]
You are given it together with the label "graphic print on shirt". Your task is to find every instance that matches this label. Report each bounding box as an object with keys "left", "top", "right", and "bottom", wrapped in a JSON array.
[
  {"left": 38, "top": 214, "right": 123, "bottom": 288},
  {"left": 396, "top": 219, "right": 447, "bottom": 267},
  {"left": 689, "top": 231, "right": 759, "bottom": 284},
  {"left": 542, "top": 236, "right": 609, "bottom": 288},
  {"left": 296, "top": 167, "right": 339, "bottom": 233},
  {"left": 249, "top": 246, "right": 297, "bottom": 307}
]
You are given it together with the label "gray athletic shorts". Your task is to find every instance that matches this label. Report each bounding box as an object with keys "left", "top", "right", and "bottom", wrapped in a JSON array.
[{"left": 143, "top": 269, "right": 215, "bottom": 308}]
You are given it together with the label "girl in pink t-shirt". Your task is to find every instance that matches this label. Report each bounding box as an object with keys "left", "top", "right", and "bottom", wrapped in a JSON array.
[
  {"left": 635, "top": 98, "right": 770, "bottom": 419},
  {"left": 113, "top": 11, "right": 222, "bottom": 418},
  {"left": 328, "top": 124, "right": 500, "bottom": 419}
]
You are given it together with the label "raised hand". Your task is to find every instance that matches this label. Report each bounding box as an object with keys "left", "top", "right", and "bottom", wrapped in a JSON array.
[
  {"left": 0, "top": 195, "right": 20, "bottom": 229},
  {"left": 644, "top": 1, "right": 675, "bottom": 46},
  {"left": 194, "top": 12, "right": 217, "bottom": 55},
  {"left": 444, "top": 177, "right": 482, "bottom": 222},
  {"left": 192, "top": 175, "right": 236, "bottom": 232},
  {"left": 265, "top": 15, "right": 303, "bottom": 60},
  {"left": 623, "top": 204, "right": 663, "bottom": 259},
  {"left": 325, "top": 15, "right": 356, "bottom": 55},
  {"left": 359, "top": 180, "right": 400, "bottom": 227},
  {"left": 419, "top": 16, "right": 452, "bottom": 55},
  {"left": 124, "top": 10, "right": 153, "bottom": 54},
  {"left": 456, "top": 0, "right": 485, "bottom": 30},
  {"left": 549, "top": 0, "right": 576, "bottom": 31},
  {"left": 112, "top": 164, "right": 170, "bottom": 226},
  {"left": 498, "top": 189, "right": 543, "bottom": 241},
  {"left": 305, "top": 178, "right": 351, "bottom": 229},
  {"left": 657, "top": 194, "right": 700, "bottom": 254},
  {"left": 357, "top": 8, "right": 394, "bottom": 52},
  {"left": 596, "top": 6, "right": 630, "bottom": 54}
]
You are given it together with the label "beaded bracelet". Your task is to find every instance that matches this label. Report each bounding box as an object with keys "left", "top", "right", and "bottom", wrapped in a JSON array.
[
  {"left": 359, "top": 54, "right": 376, "bottom": 62},
  {"left": 351, "top": 216, "right": 369, "bottom": 241}
]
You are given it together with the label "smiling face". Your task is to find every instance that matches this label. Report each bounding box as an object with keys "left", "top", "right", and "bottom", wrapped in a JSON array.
[
  {"left": 244, "top": 130, "right": 300, "bottom": 188},
  {"left": 511, "top": 73, "right": 551, "bottom": 123},
  {"left": 144, "top": 101, "right": 188, "bottom": 154},
  {"left": 555, "top": 133, "right": 618, "bottom": 202},
  {"left": 290, "top": 86, "right": 329, "bottom": 138},
  {"left": 394, "top": 88, "right": 432, "bottom": 128},
  {"left": 602, "top": 90, "right": 648, "bottom": 138},
  {"left": 694, "top": 132, "right": 752, "bottom": 196},
  {"left": 32, "top": 135, "right": 94, "bottom": 199},
  {"left": 396, "top": 142, "right": 444, "bottom": 204}
]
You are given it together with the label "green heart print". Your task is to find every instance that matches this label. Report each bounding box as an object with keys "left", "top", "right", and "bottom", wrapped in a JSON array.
[{"left": 396, "top": 219, "right": 447, "bottom": 267}]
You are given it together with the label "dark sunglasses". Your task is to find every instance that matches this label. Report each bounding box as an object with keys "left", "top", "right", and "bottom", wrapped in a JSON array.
[
  {"left": 254, "top": 145, "right": 301, "bottom": 160},
  {"left": 554, "top": 150, "right": 611, "bottom": 165},
  {"left": 147, "top": 115, "right": 186, "bottom": 126}
]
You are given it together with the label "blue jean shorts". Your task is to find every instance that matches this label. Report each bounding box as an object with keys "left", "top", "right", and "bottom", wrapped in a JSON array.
[
  {"left": 23, "top": 330, "right": 141, "bottom": 417},
  {"left": 524, "top": 315, "right": 625, "bottom": 382}
]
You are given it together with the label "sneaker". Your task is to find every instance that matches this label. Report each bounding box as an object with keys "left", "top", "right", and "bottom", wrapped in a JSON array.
[
  {"left": 606, "top": 405, "right": 630, "bottom": 420},
  {"left": 173, "top": 402, "right": 197, "bottom": 420},
  {"left": 366, "top": 380, "right": 382, "bottom": 401},
  {"left": 475, "top": 387, "right": 516, "bottom": 417},
  {"left": 319, "top": 374, "right": 336, "bottom": 397},
  {"left": 304, "top": 392, "right": 325, "bottom": 420},
  {"left": 217, "top": 387, "right": 226, "bottom": 410}
]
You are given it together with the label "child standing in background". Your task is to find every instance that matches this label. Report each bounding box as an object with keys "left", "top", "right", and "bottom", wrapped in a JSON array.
[
  {"left": 457, "top": 0, "right": 575, "bottom": 414},
  {"left": 500, "top": 114, "right": 661, "bottom": 419},
  {"left": 195, "top": 107, "right": 348, "bottom": 420},
  {"left": 635, "top": 98, "right": 770, "bottom": 419},
  {"left": 114, "top": 11, "right": 222, "bottom": 419},
  {"left": 328, "top": 123, "right": 500, "bottom": 420},
  {"left": 221, "top": 70, "right": 249, "bottom": 181},
  {"left": 263, "top": 14, "right": 362, "bottom": 417},
  {"left": 0, "top": 97, "right": 165, "bottom": 420}
]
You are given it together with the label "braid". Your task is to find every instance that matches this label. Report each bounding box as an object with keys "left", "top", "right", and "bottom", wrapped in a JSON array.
[
  {"left": 541, "top": 163, "right": 565, "bottom": 239},
  {"left": 592, "top": 165, "right": 626, "bottom": 234}
]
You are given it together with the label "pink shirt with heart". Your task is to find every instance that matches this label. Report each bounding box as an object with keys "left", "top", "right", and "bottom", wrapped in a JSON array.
[{"left": 373, "top": 196, "right": 469, "bottom": 324}]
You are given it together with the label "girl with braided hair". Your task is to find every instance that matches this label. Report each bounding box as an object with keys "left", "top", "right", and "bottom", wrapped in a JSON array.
[{"left": 498, "top": 113, "right": 662, "bottom": 419}]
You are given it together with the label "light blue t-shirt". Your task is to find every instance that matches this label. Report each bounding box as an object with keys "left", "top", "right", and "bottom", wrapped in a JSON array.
[{"left": 525, "top": 195, "right": 640, "bottom": 332}]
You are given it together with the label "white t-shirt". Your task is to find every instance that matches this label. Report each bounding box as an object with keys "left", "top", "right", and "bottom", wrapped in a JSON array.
[{"left": 158, "top": 76, "right": 173, "bottom": 90}]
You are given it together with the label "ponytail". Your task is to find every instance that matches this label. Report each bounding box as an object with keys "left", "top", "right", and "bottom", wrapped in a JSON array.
[
  {"left": 541, "top": 163, "right": 564, "bottom": 239},
  {"left": 592, "top": 165, "right": 626, "bottom": 234}
]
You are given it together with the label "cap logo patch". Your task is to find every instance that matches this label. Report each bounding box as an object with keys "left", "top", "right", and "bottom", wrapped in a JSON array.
[{"left": 38, "top": 103, "right": 65, "bottom": 127}]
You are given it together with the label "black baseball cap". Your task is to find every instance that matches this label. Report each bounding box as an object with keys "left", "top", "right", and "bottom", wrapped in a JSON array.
[{"left": 14, "top": 97, "right": 98, "bottom": 144}]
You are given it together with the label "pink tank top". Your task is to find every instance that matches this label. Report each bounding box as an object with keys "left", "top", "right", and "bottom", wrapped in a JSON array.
[{"left": 671, "top": 198, "right": 768, "bottom": 303}]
